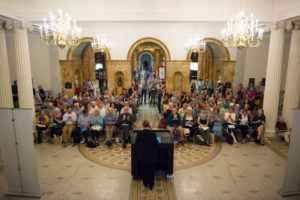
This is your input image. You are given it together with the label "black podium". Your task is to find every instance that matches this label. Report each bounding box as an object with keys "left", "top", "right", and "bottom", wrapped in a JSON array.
[{"left": 131, "top": 129, "right": 174, "bottom": 180}]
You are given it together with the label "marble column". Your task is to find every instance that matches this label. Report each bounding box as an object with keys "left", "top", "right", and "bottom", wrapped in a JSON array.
[
  {"left": 263, "top": 23, "right": 285, "bottom": 134},
  {"left": 233, "top": 47, "right": 247, "bottom": 86},
  {"left": 282, "top": 25, "right": 300, "bottom": 129},
  {"left": 14, "top": 26, "right": 35, "bottom": 109},
  {"left": 0, "top": 25, "right": 13, "bottom": 108},
  {"left": 0, "top": 24, "right": 41, "bottom": 199},
  {"left": 282, "top": 109, "right": 300, "bottom": 197},
  {"left": 0, "top": 23, "right": 13, "bottom": 178}
]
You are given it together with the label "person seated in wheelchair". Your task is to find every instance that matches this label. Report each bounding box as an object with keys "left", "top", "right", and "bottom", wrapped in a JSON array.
[{"left": 223, "top": 105, "right": 239, "bottom": 144}]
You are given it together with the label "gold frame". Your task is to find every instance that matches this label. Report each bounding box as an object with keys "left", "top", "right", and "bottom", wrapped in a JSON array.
[
  {"left": 127, "top": 37, "right": 171, "bottom": 61},
  {"left": 186, "top": 37, "right": 230, "bottom": 61},
  {"left": 67, "top": 37, "right": 111, "bottom": 60}
]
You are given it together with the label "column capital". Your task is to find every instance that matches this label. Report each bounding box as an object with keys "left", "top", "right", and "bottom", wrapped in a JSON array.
[
  {"left": 10, "top": 20, "right": 35, "bottom": 33},
  {"left": 293, "top": 21, "right": 300, "bottom": 30},
  {"left": 0, "top": 21, "right": 4, "bottom": 30},
  {"left": 271, "top": 21, "right": 286, "bottom": 30},
  {"left": 0, "top": 20, "right": 14, "bottom": 31},
  {"left": 285, "top": 21, "right": 294, "bottom": 32}
]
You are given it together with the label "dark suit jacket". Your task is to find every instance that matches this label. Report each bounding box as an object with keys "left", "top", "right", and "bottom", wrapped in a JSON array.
[{"left": 135, "top": 129, "right": 159, "bottom": 164}]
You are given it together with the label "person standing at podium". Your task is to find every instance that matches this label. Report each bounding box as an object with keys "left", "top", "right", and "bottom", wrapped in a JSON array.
[{"left": 136, "top": 120, "right": 159, "bottom": 189}]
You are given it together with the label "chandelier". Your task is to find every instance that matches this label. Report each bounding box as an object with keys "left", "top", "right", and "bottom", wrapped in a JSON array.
[
  {"left": 39, "top": 9, "right": 82, "bottom": 48},
  {"left": 222, "top": 11, "right": 264, "bottom": 48},
  {"left": 185, "top": 36, "right": 206, "bottom": 52},
  {"left": 91, "top": 35, "right": 111, "bottom": 51}
]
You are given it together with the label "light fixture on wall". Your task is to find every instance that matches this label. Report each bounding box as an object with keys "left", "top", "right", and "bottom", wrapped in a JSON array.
[
  {"left": 185, "top": 35, "right": 206, "bottom": 52},
  {"left": 91, "top": 35, "right": 111, "bottom": 52},
  {"left": 222, "top": 11, "right": 264, "bottom": 48},
  {"left": 39, "top": 9, "right": 82, "bottom": 48}
]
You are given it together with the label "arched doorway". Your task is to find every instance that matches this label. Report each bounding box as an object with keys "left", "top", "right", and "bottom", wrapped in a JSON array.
[
  {"left": 66, "top": 37, "right": 111, "bottom": 93},
  {"left": 186, "top": 37, "right": 233, "bottom": 86},
  {"left": 127, "top": 37, "right": 171, "bottom": 86},
  {"left": 137, "top": 51, "right": 154, "bottom": 81}
]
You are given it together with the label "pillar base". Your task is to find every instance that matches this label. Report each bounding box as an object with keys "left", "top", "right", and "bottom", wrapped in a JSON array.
[
  {"left": 280, "top": 190, "right": 300, "bottom": 198},
  {"left": 265, "top": 129, "right": 276, "bottom": 138},
  {"left": 4, "top": 192, "right": 41, "bottom": 199}
]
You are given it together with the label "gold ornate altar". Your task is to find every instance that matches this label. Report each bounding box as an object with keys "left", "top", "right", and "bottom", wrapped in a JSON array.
[{"left": 59, "top": 37, "right": 235, "bottom": 96}]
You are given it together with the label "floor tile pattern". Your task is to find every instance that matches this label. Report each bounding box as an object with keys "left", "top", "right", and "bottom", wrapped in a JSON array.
[{"left": 79, "top": 142, "right": 221, "bottom": 172}]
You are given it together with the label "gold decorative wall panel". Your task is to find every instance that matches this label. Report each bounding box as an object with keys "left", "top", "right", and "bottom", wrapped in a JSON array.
[
  {"left": 222, "top": 60, "right": 236, "bottom": 83},
  {"left": 82, "top": 46, "right": 96, "bottom": 83},
  {"left": 59, "top": 60, "right": 80, "bottom": 96},
  {"left": 59, "top": 36, "right": 236, "bottom": 96},
  {"left": 166, "top": 61, "right": 190, "bottom": 95},
  {"left": 106, "top": 60, "right": 132, "bottom": 95}
]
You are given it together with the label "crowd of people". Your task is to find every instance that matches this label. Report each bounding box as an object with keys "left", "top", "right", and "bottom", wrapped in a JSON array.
[
  {"left": 34, "top": 82, "right": 139, "bottom": 148},
  {"left": 34, "top": 72, "right": 288, "bottom": 148}
]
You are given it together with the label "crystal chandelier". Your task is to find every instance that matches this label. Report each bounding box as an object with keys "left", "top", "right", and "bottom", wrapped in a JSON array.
[
  {"left": 185, "top": 36, "right": 206, "bottom": 52},
  {"left": 91, "top": 35, "right": 111, "bottom": 51},
  {"left": 39, "top": 9, "right": 82, "bottom": 48},
  {"left": 222, "top": 11, "right": 264, "bottom": 48}
]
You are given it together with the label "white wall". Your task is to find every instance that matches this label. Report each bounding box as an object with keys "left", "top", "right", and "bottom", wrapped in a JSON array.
[
  {"left": 28, "top": 33, "right": 52, "bottom": 90},
  {"left": 242, "top": 35, "right": 270, "bottom": 86},
  {"left": 79, "top": 21, "right": 237, "bottom": 60},
  {"left": 3, "top": 0, "right": 274, "bottom": 22},
  {"left": 49, "top": 46, "right": 62, "bottom": 95},
  {"left": 274, "top": 0, "right": 300, "bottom": 20}
]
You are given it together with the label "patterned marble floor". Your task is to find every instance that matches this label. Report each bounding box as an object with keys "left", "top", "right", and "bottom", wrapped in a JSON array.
[
  {"left": 0, "top": 143, "right": 288, "bottom": 200},
  {"left": 266, "top": 136, "right": 289, "bottom": 159},
  {"left": 0, "top": 104, "right": 289, "bottom": 200}
]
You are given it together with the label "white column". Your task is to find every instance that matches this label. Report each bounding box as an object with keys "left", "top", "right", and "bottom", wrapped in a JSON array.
[
  {"left": 263, "top": 24, "right": 285, "bottom": 134},
  {"left": 0, "top": 25, "right": 13, "bottom": 108},
  {"left": 0, "top": 23, "right": 14, "bottom": 177},
  {"left": 14, "top": 26, "right": 34, "bottom": 109},
  {"left": 282, "top": 109, "right": 300, "bottom": 197},
  {"left": 0, "top": 23, "right": 41, "bottom": 199},
  {"left": 282, "top": 25, "right": 300, "bottom": 129}
]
